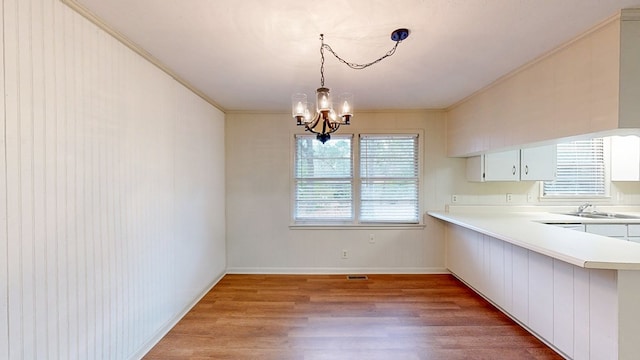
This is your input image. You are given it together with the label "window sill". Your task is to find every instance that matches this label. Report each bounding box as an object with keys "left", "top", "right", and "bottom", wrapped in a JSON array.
[{"left": 289, "top": 224, "right": 425, "bottom": 230}]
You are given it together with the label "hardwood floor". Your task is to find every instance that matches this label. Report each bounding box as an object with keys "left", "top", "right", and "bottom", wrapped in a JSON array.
[{"left": 144, "top": 274, "right": 563, "bottom": 360}]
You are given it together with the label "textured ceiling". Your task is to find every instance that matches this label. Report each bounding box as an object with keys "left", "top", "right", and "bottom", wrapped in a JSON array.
[{"left": 70, "top": 0, "right": 640, "bottom": 112}]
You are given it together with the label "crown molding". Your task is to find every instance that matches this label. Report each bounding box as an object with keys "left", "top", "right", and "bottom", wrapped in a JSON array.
[{"left": 60, "top": 0, "right": 225, "bottom": 113}]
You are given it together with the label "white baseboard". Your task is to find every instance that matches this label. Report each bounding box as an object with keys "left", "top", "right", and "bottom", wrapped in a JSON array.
[
  {"left": 226, "top": 267, "right": 449, "bottom": 275},
  {"left": 130, "top": 271, "right": 227, "bottom": 360}
]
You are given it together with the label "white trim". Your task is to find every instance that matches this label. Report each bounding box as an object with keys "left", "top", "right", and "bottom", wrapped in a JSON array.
[
  {"left": 226, "top": 267, "right": 449, "bottom": 275},
  {"left": 290, "top": 129, "right": 425, "bottom": 226},
  {"left": 130, "top": 271, "right": 227, "bottom": 360}
]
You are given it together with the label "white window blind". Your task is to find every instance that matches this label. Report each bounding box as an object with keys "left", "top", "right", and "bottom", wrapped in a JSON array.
[
  {"left": 359, "top": 134, "right": 419, "bottom": 223},
  {"left": 294, "top": 135, "right": 353, "bottom": 221},
  {"left": 543, "top": 138, "right": 605, "bottom": 197}
]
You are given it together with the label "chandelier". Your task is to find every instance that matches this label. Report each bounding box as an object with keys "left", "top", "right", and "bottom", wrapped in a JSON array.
[{"left": 292, "top": 29, "right": 410, "bottom": 143}]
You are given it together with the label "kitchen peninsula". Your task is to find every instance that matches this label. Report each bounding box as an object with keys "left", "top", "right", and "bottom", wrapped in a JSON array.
[{"left": 429, "top": 208, "right": 640, "bottom": 360}]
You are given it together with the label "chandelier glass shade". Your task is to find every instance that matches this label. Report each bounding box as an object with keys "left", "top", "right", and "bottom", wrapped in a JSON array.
[
  {"left": 292, "top": 89, "right": 352, "bottom": 143},
  {"left": 292, "top": 29, "right": 408, "bottom": 143}
]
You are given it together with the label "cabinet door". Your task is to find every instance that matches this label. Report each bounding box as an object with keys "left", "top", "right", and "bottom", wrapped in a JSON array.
[
  {"left": 627, "top": 225, "right": 640, "bottom": 243},
  {"left": 520, "top": 145, "right": 557, "bottom": 181},
  {"left": 610, "top": 135, "right": 640, "bottom": 181},
  {"left": 511, "top": 246, "right": 529, "bottom": 323},
  {"left": 585, "top": 224, "right": 627, "bottom": 239},
  {"left": 465, "top": 155, "right": 484, "bottom": 182},
  {"left": 484, "top": 149, "right": 520, "bottom": 181},
  {"left": 528, "top": 252, "right": 554, "bottom": 341},
  {"left": 553, "top": 260, "right": 574, "bottom": 358}
]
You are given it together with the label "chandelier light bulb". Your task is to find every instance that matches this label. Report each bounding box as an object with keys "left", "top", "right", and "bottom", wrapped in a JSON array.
[
  {"left": 291, "top": 93, "right": 308, "bottom": 119},
  {"left": 339, "top": 93, "right": 353, "bottom": 117},
  {"left": 316, "top": 87, "right": 332, "bottom": 112},
  {"left": 292, "top": 93, "right": 310, "bottom": 125}
]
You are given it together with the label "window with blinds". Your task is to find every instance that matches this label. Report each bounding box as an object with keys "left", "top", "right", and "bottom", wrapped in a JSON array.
[
  {"left": 543, "top": 138, "right": 606, "bottom": 197},
  {"left": 293, "top": 133, "right": 421, "bottom": 225},
  {"left": 359, "top": 134, "right": 419, "bottom": 223},
  {"left": 294, "top": 135, "right": 353, "bottom": 221}
]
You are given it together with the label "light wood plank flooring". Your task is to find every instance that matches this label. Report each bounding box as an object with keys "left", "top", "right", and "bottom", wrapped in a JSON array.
[{"left": 145, "top": 274, "right": 563, "bottom": 360}]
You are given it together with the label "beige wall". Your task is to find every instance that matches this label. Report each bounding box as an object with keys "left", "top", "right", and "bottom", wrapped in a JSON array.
[
  {"left": 225, "top": 110, "right": 461, "bottom": 273},
  {"left": 225, "top": 111, "right": 640, "bottom": 277},
  {"left": 1, "top": 0, "right": 226, "bottom": 358}
]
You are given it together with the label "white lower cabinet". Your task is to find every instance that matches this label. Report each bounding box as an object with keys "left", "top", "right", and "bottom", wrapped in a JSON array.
[
  {"left": 585, "top": 223, "right": 628, "bottom": 239},
  {"left": 573, "top": 267, "right": 590, "bottom": 360},
  {"left": 553, "top": 260, "right": 575, "bottom": 359},
  {"left": 445, "top": 223, "right": 625, "bottom": 359},
  {"left": 627, "top": 224, "right": 640, "bottom": 243},
  {"left": 528, "top": 252, "right": 554, "bottom": 341},
  {"left": 511, "top": 246, "right": 529, "bottom": 323},
  {"left": 589, "top": 270, "right": 618, "bottom": 359},
  {"left": 488, "top": 236, "right": 505, "bottom": 305},
  {"left": 503, "top": 243, "right": 514, "bottom": 313}
]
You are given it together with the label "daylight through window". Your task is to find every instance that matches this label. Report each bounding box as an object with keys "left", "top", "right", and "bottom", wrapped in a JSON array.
[
  {"left": 543, "top": 138, "right": 606, "bottom": 197},
  {"left": 294, "top": 133, "right": 420, "bottom": 224}
]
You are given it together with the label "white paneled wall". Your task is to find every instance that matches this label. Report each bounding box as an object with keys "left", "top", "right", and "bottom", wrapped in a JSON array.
[{"left": 1, "top": 0, "right": 226, "bottom": 359}]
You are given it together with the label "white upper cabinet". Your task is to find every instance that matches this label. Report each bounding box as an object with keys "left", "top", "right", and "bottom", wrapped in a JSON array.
[
  {"left": 520, "top": 145, "right": 557, "bottom": 181},
  {"left": 467, "top": 145, "right": 557, "bottom": 182},
  {"left": 611, "top": 135, "right": 640, "bottom": 181},
  {"left": 484, "top": 150, "right": 520, "bottom": 181}
]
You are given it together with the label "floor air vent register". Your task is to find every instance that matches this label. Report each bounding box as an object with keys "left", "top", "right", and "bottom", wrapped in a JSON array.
[{"left": 346, "top": 275, "right": 368, "bottom": 280}]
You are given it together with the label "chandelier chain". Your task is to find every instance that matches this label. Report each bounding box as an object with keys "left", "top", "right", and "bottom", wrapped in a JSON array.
[
  {"left": 318, "top": 33, "right": 403, "bottom": 86},
  {"left": 296, "top": 30, "right": 407, "bottom": 143},
  {"left": 320, "top": 34, "right": 326, "bottom": 87},
  {"left": 322, "top": 41, "right": 401, "bottom": 70}
]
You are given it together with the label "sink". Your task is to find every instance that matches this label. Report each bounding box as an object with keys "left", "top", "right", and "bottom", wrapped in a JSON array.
[{"left": 562, "top": 212, "right": 640, "bottom": 219}]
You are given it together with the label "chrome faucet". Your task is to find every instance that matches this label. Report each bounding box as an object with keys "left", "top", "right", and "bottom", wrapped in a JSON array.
[{"left": 577, "top": 203, "right": 593, "bottom": 214}]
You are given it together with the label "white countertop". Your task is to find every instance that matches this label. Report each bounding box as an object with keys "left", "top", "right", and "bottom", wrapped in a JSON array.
[{"left": 428, "top": 209, "right": 640, "bottom": 270}]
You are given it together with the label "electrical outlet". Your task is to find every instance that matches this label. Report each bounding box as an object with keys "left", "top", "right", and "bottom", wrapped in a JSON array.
[
  {"left": 451, "top": 194, "right": 459, "bottom": 203},
  {"left": 341, "top": 250, "right": 348, "bottom": 259},
  {"left": 369, "top": 234, "right": 375, "bottom": 244},
  {"left": 506, "top": 193, "right": 513, "bottom": 203}
]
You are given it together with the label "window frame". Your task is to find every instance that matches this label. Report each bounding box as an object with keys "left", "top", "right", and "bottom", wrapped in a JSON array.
[
  {"left": 359, "top": 134, "right": 420, "bottom": 224},
  {"left": 290, "top": 130, "right": 424, "bottom": 228},
  {"left": 292, "top": 134, "right": 355, "bottom": 225},
  {"left": 539, "top": 137, "right": 611, "bottom": 201}
]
